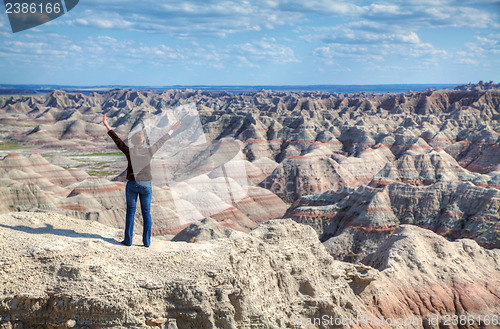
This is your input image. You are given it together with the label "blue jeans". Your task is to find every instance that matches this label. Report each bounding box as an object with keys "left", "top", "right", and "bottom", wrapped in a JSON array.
[{"left": 124, "top": 180, "right": 152, "bottom": 246}]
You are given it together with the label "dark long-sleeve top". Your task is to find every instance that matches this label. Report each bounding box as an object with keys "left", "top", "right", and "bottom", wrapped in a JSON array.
[{"left": 107, "top": 130, "right": 171, "bottom": 181}]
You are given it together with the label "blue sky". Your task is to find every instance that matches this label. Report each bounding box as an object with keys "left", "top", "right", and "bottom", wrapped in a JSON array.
[{"left": 0, "top": 0, "right": 499, "bottom": 85}]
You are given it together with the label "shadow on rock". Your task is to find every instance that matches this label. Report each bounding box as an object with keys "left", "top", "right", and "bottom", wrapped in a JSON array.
[{"left": 0, "top": 223, "right": 121, "bottom": 246}]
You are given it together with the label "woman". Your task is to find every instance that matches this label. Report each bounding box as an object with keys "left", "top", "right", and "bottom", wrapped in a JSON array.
[{"left": 103, "top": 114, "right": 180, "bottom": 247}]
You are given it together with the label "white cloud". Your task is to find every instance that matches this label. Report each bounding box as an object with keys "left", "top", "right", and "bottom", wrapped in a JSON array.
[
  {"left": 294, "top": 11, "right": 460, "bottom": 69},
  {"left": 68, "top": 10, "right": 133, "bottom": 29},
  {"left": 456, "top": 33, "right": 500, "bottom": 60},
  {"left": 63, "top": 0, "right": 299, "bottom": 37},
  {"left": 313, "top": 44, "right": 384, "bottom": 64},
  {"left": 455, "top": 58, "right": 479, "bottom": 65},
  {"left": 0, "top": 29, "right": 299, "bottom": 73},
  {"left": 474, "top": 35, "right": 500, "bottom": 50},
  {"left": 424, "top": 6, "right": 498, "bottom": 28},
  {"left": 57, "top": 0, "right": 498, "bottom": 38},
  {"left": 0, "top": 0, "right": 498, "bottom": 84},
  {"left": 366, "top": 3, "right": 404, "bottom": 15},
  {"left": 0, "top": 0, "right": 498, "bottom": 40},
  {"left": 357, "top": 2, "right": 500, "bottom": 29},
  {"left": 315, "top": 26, "right": 423, "bottom": 45},
  {"left": 233, "top": 38, "right": 299, "bottom": 64},
  {"left": 312, "top": 36, "right": 447, "bottom": 65},
  {"left": 449, "top": 32, "right": 500, "bottom": 67},
  {"left": 275, "top": 0, "right": 364, "bottom": 16}
]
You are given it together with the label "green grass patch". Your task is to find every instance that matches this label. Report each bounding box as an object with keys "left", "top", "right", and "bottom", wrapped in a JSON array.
[
  {"left": 70, "top": 164, "right": 88, "bottom": 168},
  {"left": 69, "top": 158, "right": 93, "bottom": 163},
  {"left": 79, "top": 152, "right": 123, "bottom": 157},
  {"left": 88, "top": 170, "right": 114, "bottom": 176},
  {"left": 0, "top": 141, "right": 27, "bottom": 150}
]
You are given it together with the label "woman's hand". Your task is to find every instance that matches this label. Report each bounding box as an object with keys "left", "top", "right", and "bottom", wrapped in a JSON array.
[
  {"left": 168, "top": 120, "right": 181, "bottom": 135},
  {"left": 103, "top": 114, "right": 111, "bottom": 131}
]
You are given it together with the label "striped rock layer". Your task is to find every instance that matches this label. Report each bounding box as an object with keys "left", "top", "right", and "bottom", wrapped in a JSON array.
[
  {"left": 0, "top": 153, "right": 286, "bottom": 237},
  {"left": 0, "top": 84, "right": 499, "bottom": 202},
  {"left": 287, "top": 181, "right": 500, "bottom": 261}
]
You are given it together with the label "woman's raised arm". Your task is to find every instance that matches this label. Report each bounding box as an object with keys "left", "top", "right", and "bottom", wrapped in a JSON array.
[{"left": 103, "top": 114, "right": 111, "bottom": 131}]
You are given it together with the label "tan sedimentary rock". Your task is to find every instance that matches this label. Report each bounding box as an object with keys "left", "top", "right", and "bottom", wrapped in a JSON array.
[
  {"left": 371, "top": 148, "right": 500, "bottom": 188},
  {"left": 1, "top": 213, "right": 498, "bottom": 329},
  {"left": 171, "top": 217, "right": 237, "bottom": 242},
  {"left": 0, "top": 83, "right": 498, "bottom": 263},
  {"left": 0, "top": 154, "right": 89, "bottom": 212},
  {"left": 0, "top": 152, "right": 284, "bottom": 239},
  {"left": 0, "top": 179, "right": 56, "bottom": 212},
  {"left": 361, "top": 225, "right": 500, "bottom": 327},
  {"left": 0, "top": 214, "right": 368, "bottom": 328},
  {"left": 287, "top": 181, "right": 500, "bottom": 260},
  {"left": 0, "top": 153, "right": 88, "bottom": 189},
  {"left": 260, "top": 155, "right": 358, "bottom": 202},
  {"left": 251, "top": 157, "right": 279, "bottom": 177},
  {"left": 1, "top": 84, "right": 499, "bottom": 198},
  {"left": 335, "top": 144, "right": 395, "bottom": 184}
]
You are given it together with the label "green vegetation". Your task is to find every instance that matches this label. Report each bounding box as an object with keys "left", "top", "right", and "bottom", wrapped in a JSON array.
[
  {"left": 88, "top": 170, "right": 114, "bottom": 176},
  {"left": 69, "top": 159, "right": 119, "bottom": 165},
  {"left": 71, "top": 164, "right": 88, "bottom": 168},
  {"left": 0, "top": 141, "right": 27, "bottom": 150},
  {"left": 69, "top": 158, "right": 91, "bottom": 163},
  {"left": 78, "top": 152, "right": 123, "bottom": 157}
]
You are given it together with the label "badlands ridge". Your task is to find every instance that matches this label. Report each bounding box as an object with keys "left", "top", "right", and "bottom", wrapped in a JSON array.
[{"left": 0, "top": 82, "right": 499, "bottom": 328}]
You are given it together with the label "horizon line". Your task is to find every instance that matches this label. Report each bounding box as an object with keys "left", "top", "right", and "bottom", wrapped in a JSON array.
[{"left": 0, "top": 82, "right": 465, "bottom": 89}]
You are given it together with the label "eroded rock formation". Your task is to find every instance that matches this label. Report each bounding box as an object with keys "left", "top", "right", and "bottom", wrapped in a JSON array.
[
  {"left": 0, "top": 213, "right": 498, "bottom": 329},
  {"left": 0, "top": 83, "right": 498, "bottom": 259},
  {"left": 287, "top": 181, "right": 500, "bottom": 261},
  {"left": 0, "top": 153, "right": 286, "bottom": 238}
]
